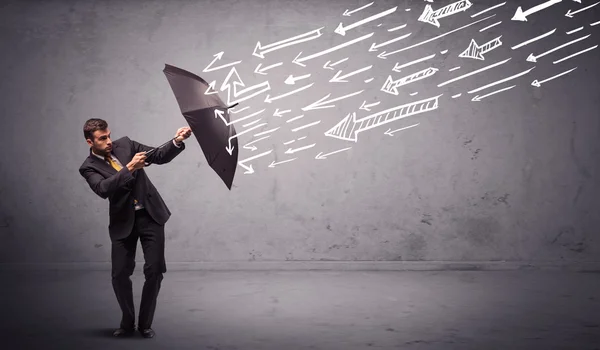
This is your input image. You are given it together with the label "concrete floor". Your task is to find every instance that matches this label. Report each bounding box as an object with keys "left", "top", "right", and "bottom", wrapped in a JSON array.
[{"left": 1, "top": 269, "right": 599, "bottom": 350}]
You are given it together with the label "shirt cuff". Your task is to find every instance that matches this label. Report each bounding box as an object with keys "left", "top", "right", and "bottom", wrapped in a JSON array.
[{"left": 173, "top": 139, "right": 182, "bottom": 148}]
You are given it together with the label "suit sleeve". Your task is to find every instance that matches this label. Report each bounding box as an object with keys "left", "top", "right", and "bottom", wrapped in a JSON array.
[
  {"left": 79, "top": 166, "right": 135, "bottom": 200},
  {"left": 129, "top": 136, "right": 185, "bottom": 165}
]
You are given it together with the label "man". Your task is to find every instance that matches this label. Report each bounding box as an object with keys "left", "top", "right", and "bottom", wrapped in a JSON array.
[{"left": 78, "top": 118, "right": 192, "bottom": 338}]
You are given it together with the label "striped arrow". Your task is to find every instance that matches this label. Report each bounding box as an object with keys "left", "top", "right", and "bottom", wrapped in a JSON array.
[{"left": 459, "top": 36, "right": 502, "bottom": 60}]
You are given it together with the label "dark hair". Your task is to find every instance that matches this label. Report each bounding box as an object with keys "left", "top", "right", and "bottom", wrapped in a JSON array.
[{"left": 83, "top": 118, "right": 108, "bottom": 141}]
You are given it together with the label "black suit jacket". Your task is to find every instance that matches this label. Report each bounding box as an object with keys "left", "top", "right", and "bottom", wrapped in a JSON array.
[{"left": 79, "top": 136, "right": 185, "bottom": 241}]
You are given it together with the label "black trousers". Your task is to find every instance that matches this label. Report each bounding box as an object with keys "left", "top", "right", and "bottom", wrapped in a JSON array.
[{"left": 111, "top": 208, "right": 167, "bottom": 330}]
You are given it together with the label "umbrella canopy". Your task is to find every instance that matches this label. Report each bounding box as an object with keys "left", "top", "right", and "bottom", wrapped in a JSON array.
[{"left": 163, "top": 63, "right": 238, "bottom": 190}]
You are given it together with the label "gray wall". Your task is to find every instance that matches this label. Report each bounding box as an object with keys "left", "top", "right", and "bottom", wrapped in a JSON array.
[{"left": 0, "top": 0, "right": 598, "bottom": 264}]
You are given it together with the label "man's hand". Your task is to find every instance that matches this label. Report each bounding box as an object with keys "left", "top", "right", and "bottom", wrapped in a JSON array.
[
  {"left": 174, "top": 127, "right": 192, "bottom": 143},
  {"left": 126, "top": 152, "right": 147, "bottom": 171}
]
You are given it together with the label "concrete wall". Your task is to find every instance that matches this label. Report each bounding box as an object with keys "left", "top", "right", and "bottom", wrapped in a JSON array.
[{"left": 0, "top": 0, "right": 598, "bottom": 264}]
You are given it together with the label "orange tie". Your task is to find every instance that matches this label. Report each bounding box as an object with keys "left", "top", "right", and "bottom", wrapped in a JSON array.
[{"left": 106, "top": 154, "right": 139, "bottom": 206}]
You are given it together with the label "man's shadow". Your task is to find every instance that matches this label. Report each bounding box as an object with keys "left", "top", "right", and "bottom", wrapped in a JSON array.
[{"left": 81, "top": 328, "right": 138, "bottom": 339}]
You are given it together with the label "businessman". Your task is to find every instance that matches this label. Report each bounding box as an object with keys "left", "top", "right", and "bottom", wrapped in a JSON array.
[{"left": 79, "top": 118, "right": 191, "bottom": 338}]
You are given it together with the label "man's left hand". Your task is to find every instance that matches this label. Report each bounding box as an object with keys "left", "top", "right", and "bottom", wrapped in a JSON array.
[{"left": 174, "top": 127, "right": 192, "bottom": 143}]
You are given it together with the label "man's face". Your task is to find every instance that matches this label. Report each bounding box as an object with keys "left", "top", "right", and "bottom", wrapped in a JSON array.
[{"left": 86, "top": 128, "right": 112, "bottom": 155}]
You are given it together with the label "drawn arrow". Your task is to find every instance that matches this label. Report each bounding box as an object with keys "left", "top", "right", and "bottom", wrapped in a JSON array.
[
  {"left": 268, "top": 158, "right": 297, "bottom": 168},
  {"left": 293, "top": 32, "right": 374, "bottom": 66},
  {"left": 369, "top": 33, "right": 412, "bottom": 51},
  {"left": 214, "top": 108, "right": 265, "bottom": 126},
  {"left": 381, "top": 67, "right": 438, "bottom": 95},
  {"left": 301, "top": 89, "right": 364, "bottom": 111},
  {"left": 285, "top": 143, "right": 316, "bottom": 154},
  {"left": 512, "top": 0, "right": 562, "bottom": 21},
  {"left": 359, "top": 100, "right": 381, "bottom": 111},
  {"left": 323, "top": 58, "right": 348, "bottom": 70},
  {"left": 343, "top": 2, "right": 374, "bottom": 16},
  {"left": 315, "top": 147, "right": 352, "bottom": 159},
  {"left": 220, "top": 67, "right": 271, "bottom": 105},
  {"left": 265, "top": 83, "right": 314, "bottom": 103},
  {"left": 253, "top": 27, "right": 324, "bottom": 58},
  {"left": 418, "top": 0, "right": 473, "bottom": 27},
  {"left": 384, "top": 123, "right": 420, "bottom": 136},
  {"left": 566, "top": 1, "right": 600, "bottom": 17},
  {"left": 285, "top": 73, "right": 311, "bottom": 85},
  {"left": 226, "top": 122, "right": 267, "bottom": 155},
  {"left": 243, "top": 135, "right": 271, "bottom": 151},
  {"left": 531, "top": 67, "right": 577, "bottom": 87},
  {"left": 273, "top": 108, "right": 291, "bottom": 117},
  {"left": 459, "top": 36, "right": 502, "bottom": 60},
  {"left": 526, "top": 34, "right": 589, "bottom": 62},
  {"left": 324, "top": 94, "right": 441, "bottom": 142},
  {"left": 335, "top": 6, "right": 397, "bottom": 35},
  {"left": 330, "top": 65, "right": 372, "bottom": 83},
  {"left": 238, "top": 149, "right": 272, "bottom": 174},
  {"left": 254, "top": 62, "right": 282, "bottom": 75},
  {"left": 393, "top": 54, "right": 436, "bottom": 72},
  {"left": 202, "top": 51, "right": 242, "bottom": 72}
]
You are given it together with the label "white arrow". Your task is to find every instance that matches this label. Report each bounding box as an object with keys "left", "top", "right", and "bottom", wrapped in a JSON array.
[
  {"left": 526, "top": 34, "right": 590, "bottom": 62},
  {"left": 293, "top": 32, "right": 374, "bottom": 66},
  {"left": 384, "top": 123, "right": 420, "bottom": 136},
  {"left": 238, "top": 149, "right": 272, "bottom": 174},
  {"left": 418, "top": 0, "right": 473, "bottom": 27},
  {"left": 202, "top": 51, "right": 242, "bottom": 72},
  {"left": 531, "top": 67, "right": 577, "bottom": 87},
  {"left": 369, "top": 33, "right": 412, "bottom": 51},
  {"left": 253, "top": 27, "right": 324, "bottom": 58},
  {"left": 220, "top": 67, "right": 271, "bottom": 105},
  {"left": 335, "top": 6, "right": 397, "bottom": 35},
  {"left": 254, "top": 62, "right": 282, "bottom": 75},
  {"left": 302, "top": 89, "right": 364, "bottom": 111},
  {"left": 330, "top": 65, "right": 372, "bottom": 83},
  {"left": 512, "top": 0, "right": 562, "bottom": 21},
  {"left": 315, "top": 147, "right": 352, "bottom": 159},
  {"left": 205, "top": 81, "right": 219, "bottom": 95},
  {"left": 459, "top": 36, "right": 503, "bottom": 60},
  {"left": 226, "top": 123, "right": 267, "bottom": 155},
  {"left": 393, "top": 53, "right": 436, "bottom": 72},
  {"left": 214, "top": 108, "right": 265, "bottom": 126},
  {"left": 285, "top": 143, "right": 316, "bottom": 154},
  {"left": 511, "top": 28, "right": 556, "bottom": 49},
  {"left": 343, "top": 2, "right": 374, "bottom": 16},
  {"left": 273, "top": 108, "right": 291, "bottom": 117},
  {"left": 285, "top": 73, "right": 311, "bottom": 85},
  {"left": 243, "top": 135, "right": 271, "bottom": 151},
  {"left": 323, "top": 58, "right": 348, "bottom": 70},
  {"left": 553, "top": 44, "right": 598, "bottom": 64},
  {"left": 566, "top": 1, "right": 600, "bottom": 17},
  {"left": 268, "top": 158, "right": 297, "bottom": 168},
  {"left": 359, "top": 100, "right": 381, "bottom": 111},
  {"left": 265, "top": 83, "right": 314, "bottom": 103}
]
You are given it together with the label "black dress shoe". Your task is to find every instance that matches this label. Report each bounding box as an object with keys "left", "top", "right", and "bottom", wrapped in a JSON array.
[
  {"left": 113, "top": 327, "right": 135, "bottom": 337},
  {"left": 139, "top": 328, "right": 155, "bottom": 338}
]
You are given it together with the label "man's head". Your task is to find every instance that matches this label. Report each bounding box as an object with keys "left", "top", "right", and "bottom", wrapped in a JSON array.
[{"left": 83, "top": 118, "right": 113, "bottom": 156}]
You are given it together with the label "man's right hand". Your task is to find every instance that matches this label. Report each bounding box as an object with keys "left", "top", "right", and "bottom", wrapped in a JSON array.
[{"left": 127, "top": 152, "right": 147, "bottom": 171}]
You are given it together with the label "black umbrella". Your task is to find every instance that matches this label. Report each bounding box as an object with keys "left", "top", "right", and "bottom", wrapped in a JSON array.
[{"left": 162, "top": 63, "right": 239, "bottom": 190}]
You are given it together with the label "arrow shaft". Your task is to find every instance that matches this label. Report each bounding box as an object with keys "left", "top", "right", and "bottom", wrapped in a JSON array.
[
  {"left": 240, "top": 149, "right": 272, "bottom": 164},
  {"left": 537, "top": 34, "right": 590, "bottom": 58},
  {"left": 291, "top": 120, "right": 321, "bottom": 132},
  {"left": 511, "top": 28, "right": 556, "bottom": 49},
  {"left": 308, "top": 90, "right": 365, "bottom": 110},
  {"left": 289, "top": 143, "right": 316, "bottom": 153},
  {"left": 374, "top": 32, "right": 411, "bottom": 49},
  {"left": 475, "top": 85, "right": 516, "bottom": 100},
  {"left": 468, "top": 67, "right": 534, "bottom": 94},
  {"left": 357, "top": 95, "right": 441, "bottom": 133},
  {"left": 438, "top": 57, "right": 511, "bottom": 87},
  {"left": 346, "top": 1, "right": 374, "bottom": 15},
  {"left": 553, "top": 45, "right": 597, "bottom": 64},
  {"left": 297, "top": 32, "right": 374, "bottom": 63},
  {"left": 344, "top": 6, "right": 397, "bottom": 31},
  {"left": 389, "top": 123, "right": 419, "bottom": 134},
  {"left": 273, "top": 158, "right": 297, "bottom": 166},
  {"left": 337, "top": 65, "right": 373, "bottom": 80},
  {"left": 245, "top": 135, "right": 271, "bottom": 146},
  {"left": 394, "top": 53, "right": 436, "bottom": 71},
  {"left": 254, "top": 127, "right": 280, "bottom": 137},
  {"left": 392, "top": 67, "right": 437, "bottom": 87},
  {"left": 229, "top": 82, "right": 271, "bottom": 105},
  {"left": 539, "top": 67, "right": 577, "bottom": 84},
  {"left": 230, "top": 123, "right": 267, "bottom": 141},
  {"left": 433, "top": 0, "right": 472, "bottom": 19},
  {"left": 323, "top": 147, "right": 352, "bottom": 157},
  {"left": 258, "top": 62, "right": 283, "bottom": 72},
  {"left": 262, "top": 27, "right": 323, "bottom": 51},
  {"left": 293, "top": 74, "right": 312, "bottom": 81},
  {"left": 523, "top": 0, "right": 562, "bottom": 16},
  {"left": 231, "top": 109, "right": 266, "bottom": 125},
  {"left": 205, "top": 60, "right": 242, "bottom": 72},
  {"left": 479, "top": 36, "right": 502, "bottom": 54},
  {"left": 269, "top": 83, "right": 313, "bottom": 102},
  {"left": 570, "top": 0, "right": 599, "bottom": 14}
]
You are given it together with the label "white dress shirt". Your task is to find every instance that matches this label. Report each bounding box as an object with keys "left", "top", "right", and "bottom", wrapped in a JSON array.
[{"left": 91, "top": 139, "right": 182, "bottom": 210}]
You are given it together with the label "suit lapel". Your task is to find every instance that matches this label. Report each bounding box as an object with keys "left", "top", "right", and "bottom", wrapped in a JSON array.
[{"left": 88, "top": 142, "right": 127, "bottom": 175}]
